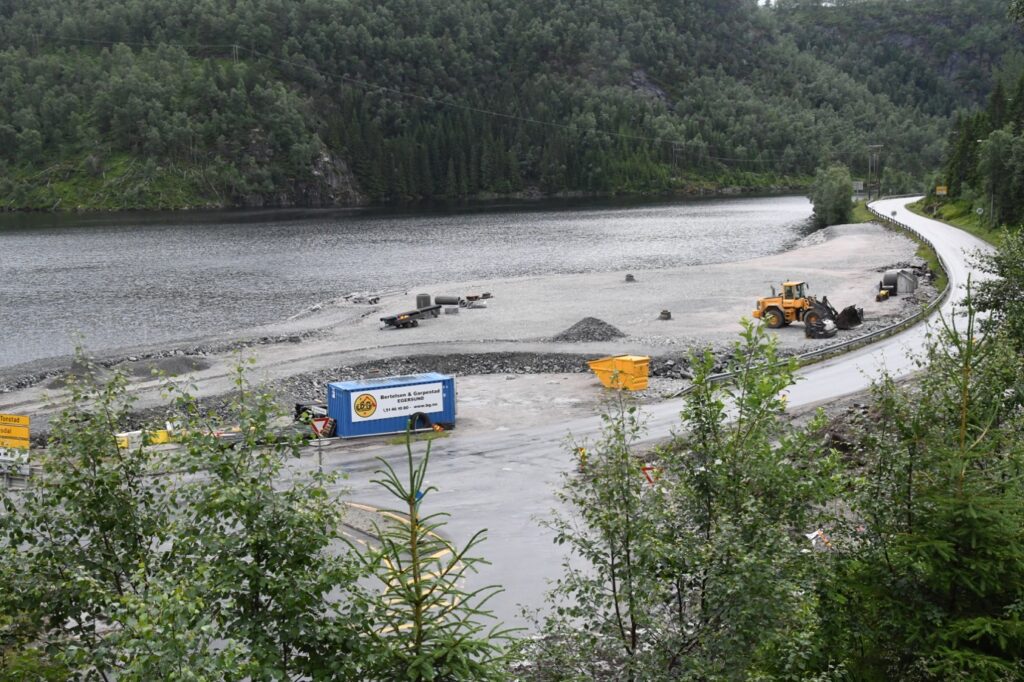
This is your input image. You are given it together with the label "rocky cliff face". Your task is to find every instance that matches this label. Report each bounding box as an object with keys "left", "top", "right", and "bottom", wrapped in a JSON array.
[
  {"left": 239, "top": 149, "right": 368, "bottom": 209},
  {"left": 306, "top": 152, "right": 367, "bottom": 206}
]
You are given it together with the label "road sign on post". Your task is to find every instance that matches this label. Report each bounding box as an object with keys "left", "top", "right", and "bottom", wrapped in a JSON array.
[
  {"left": 641, "top": 465, "right": 662, "bottom": 485},
  {"left": 935, "top": 185, "right": 948, "bottom": 196},
  {"left": 0, "top": 414, "right": 30, "bottom": 460},
  {"left": 0, "top": 415, "right": 30, "bottom": 447},
  {"left": 310, "top": 416, "right": 336, "bottom": 438}
]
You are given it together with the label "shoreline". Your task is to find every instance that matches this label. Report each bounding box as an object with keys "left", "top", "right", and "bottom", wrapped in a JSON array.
[
  {"left": 0, "top": 222, "right": 937, "bottom": 437},
  {"left": 0, "top": 184, "right": 809, "bottom": 216}
]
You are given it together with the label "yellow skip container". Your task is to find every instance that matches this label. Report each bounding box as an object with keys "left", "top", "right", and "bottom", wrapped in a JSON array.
[
  {"left": 114, "top": 429, "right": 174, "bottom": 449},
  {"left": 587, "top": 355, "right": 650, "bottom": 391}
]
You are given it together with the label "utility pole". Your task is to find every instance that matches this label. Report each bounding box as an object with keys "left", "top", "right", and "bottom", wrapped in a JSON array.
[{"left": 866, "top": 145, "right": 883, "bottom": 201}]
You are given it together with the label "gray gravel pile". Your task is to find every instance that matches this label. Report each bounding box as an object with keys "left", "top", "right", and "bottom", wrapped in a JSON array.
[
  {"left": 550, "top": 317, "right": 627, "bottom": 343},
  {"left": 651, "top": 357, "right": 695, "bottom": 380},
  {"left": 875, "top": 257, "right": 930, "bottom": 275},
  {"left": 650, "top": 345, "right": 751, "bottom": 379}
]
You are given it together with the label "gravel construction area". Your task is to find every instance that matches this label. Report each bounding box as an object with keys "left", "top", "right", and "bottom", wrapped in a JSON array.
[{"left": 0, "top": 222, "right": 936, "bottom": 436}]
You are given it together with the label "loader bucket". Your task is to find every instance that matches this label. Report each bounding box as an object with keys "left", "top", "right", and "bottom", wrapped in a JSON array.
[{"left": 835, "top": 305, "right": 864, "bottom": 330}]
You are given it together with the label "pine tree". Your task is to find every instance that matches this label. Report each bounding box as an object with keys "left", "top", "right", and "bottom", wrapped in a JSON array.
[
  {"left": 825, "top": 295, "right": 1024, "bottom": 679},
  {"left": 358, "top": 426, "right": 516, "bottom": 680},
  {"left": 987, "top": 81, "right": 1008, "bottom": 130},
  {"left": 445, "top": 157, "right": 458, "bottom": 198},
  {"left": 1011, "top": 74, "right": 1024, "bottom": 133}
]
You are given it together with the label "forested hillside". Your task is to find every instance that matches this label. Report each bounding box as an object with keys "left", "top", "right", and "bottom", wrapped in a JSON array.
[
  {"left": 0, "top": 0, "right": 1018, "bottom": 210},
  {"left": 777, "top": 0, "right": 1022, "bottom": 118},
  {"left": 937, "top": 78, "right": 1024, "bottom": 228}
]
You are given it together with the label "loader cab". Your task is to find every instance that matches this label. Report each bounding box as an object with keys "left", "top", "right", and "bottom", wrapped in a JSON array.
[{"left": 782, "top": 281, "right": 807, "bottom": 301}]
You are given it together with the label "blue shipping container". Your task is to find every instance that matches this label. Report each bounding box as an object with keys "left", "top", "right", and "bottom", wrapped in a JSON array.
[{"left": 327, "top": 373, "right": 456, "bottom": 439}]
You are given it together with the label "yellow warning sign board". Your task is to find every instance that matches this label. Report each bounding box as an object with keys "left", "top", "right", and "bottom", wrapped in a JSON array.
[
  {"left": 935, "top": 185, "right": 948, "bottom": 196},
  {"left": 0, "top": 414, "right": 29, "bottom": 427},
  {"left": 0, "top": 415, "right": 30, "bottom": 449}
]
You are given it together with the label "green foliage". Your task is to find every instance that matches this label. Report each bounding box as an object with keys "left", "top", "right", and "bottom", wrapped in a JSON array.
[
  {"left": 0, "top": 155, "right": 222, "bottom": 211},
  {"left": 0, "top": 0, "right": 1006, "bottom": 208},
  {"left": 940, "top": 72, "right": 1024, "bottom": 228},
  {"left": 821, "top": 296, "right": 1024, "bottom": 679},
  {"left": 775, "top": 0, "right": 1021, "bottom": 119},
  {"left": 0, "top": 358, "right": 515, "bottom": 679},
  {"left": 665, "top": 323, "right": 840, "bottom": 679},
  {"left": 976, "top": 129, "right": 1024, "bottom": 227},
  {"left": 532, "top": 297, "right": 1024, "bottom": 680},
  {"left": 0, "top": 360, "right": 176, "bottom": 675},
  {"left": 0, "top": 44, "right": 324, "bottom": 208},
  {"left": 358, "top": 429, "right": 515, "bottom": 681},
  {"left": 531, "top": 322, "right": 840, "bottom": 680},
  {"left": 880, "top": 167, "right": 919, "bottom": 196},
  {"left": 851, "top": 199, "right": 874, "bottom": 223},
  {"left": 973, "top": 229, "right": 1024, "bottom": 350},
  {"left": 530, "top": 393, "right": 662, "bottom": 680},
  {"left": 157, "top": 362, "right": 366, "bottom": 679},
  {"left": 911, "top": 197, "right": 1002, "bottom": 246},
  {"left": 0, "top": 639, "right": 67, "bottom": 682},
  {"left": 810, "top": 164, "right": 853, "bottom": 228}
]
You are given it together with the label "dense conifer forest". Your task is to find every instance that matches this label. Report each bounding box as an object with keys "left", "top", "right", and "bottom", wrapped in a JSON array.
[
  {"left": 940, "top": 55, "right": 1024, "bottom": 228},
  {"left": 0, "top": 0, "right": 1019, "bottom": 209}
]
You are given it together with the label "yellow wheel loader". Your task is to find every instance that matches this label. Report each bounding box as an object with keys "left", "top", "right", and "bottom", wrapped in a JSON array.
[{"left": 752, "top": 281, "right": 863, "bottom": 338}]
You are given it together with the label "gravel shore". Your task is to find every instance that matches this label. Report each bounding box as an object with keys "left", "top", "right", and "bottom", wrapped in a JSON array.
[{"left": 0, "top": 222, "right": 936, "bottom": 436}]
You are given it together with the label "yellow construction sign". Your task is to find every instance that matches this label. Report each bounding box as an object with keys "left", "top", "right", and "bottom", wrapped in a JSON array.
[{"left": 0, "top": 414, "right": 30, "bottom": 449}]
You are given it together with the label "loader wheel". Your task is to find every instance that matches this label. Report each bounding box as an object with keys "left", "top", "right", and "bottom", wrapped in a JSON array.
[
  {"left": 803, "top": 310, "right": 822, "bottom": 328},
  {"left": 763, "top": 307, "right": 784, "bottom": 329}
]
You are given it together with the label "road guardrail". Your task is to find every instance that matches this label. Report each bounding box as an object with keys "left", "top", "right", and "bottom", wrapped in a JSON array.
[
  {"left": 670, "top": 198, "right": 950, "bottom": 399},
  {"left": 4, "top": 199, "right": 953, "bottom": 487}
]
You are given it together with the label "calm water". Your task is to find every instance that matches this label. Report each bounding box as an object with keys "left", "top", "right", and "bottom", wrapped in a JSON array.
[{"left": 1, "top": 195, "right": 812, "bottom": 367}]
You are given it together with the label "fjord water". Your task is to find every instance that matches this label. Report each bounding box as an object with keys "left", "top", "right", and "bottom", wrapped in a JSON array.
[{"left": 0, "top": 195, "right": 811, "bottom": 368}]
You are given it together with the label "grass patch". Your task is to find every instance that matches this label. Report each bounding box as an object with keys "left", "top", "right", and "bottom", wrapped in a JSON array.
[
  {"left": 385, "top": 430, "right": 450, "bottom": 446},
  {"left": 0, "top": 154, "right": 225, "bottom": 211},
  {"left": 851, "top": 199, "right": 874, "bottom": 223},
  {"left": 908, "top": 198, "right": 1002, "bottom": 247},
  {"left": 910, "top": 234, "right": 947, "bottom": 292}
]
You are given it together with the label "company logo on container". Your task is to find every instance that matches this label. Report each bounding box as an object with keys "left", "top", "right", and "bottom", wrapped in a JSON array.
[{"left": 353, "top": 394, "right": 378, "bottom": 418}]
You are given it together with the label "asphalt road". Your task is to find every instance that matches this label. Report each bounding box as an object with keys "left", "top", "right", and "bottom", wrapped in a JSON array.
[{"left": 298, "top": 196, "right": 996, "bottom": 628}]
